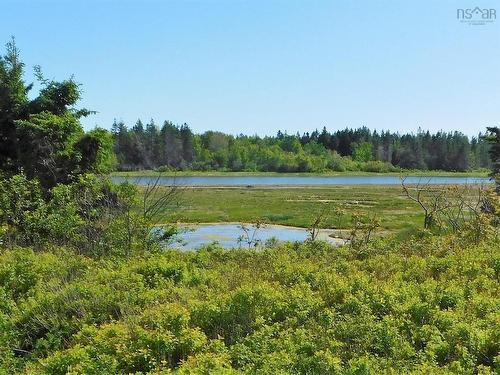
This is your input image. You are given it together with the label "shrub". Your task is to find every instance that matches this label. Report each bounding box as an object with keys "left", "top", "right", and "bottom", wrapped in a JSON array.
[
  {"left": 361, "top": 160, "right": 398, "bottom": 173},
  {"left": 1, "top": 228, "right": 499, "bottom": 374}
]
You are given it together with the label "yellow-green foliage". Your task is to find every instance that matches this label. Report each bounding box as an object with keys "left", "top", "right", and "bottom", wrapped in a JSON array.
[{"left": 0, "top": 234, "right": 499, "bottom": 374}]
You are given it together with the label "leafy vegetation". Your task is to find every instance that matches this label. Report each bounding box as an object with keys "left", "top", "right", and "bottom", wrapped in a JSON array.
[
  {"left": 0, "top": 172, "right": 158, "bottom": 256},
  {"left": 486, "top": 127, "right": 500, "bottom": 193},
  {"left": 112, "top": 120, "right": 491, "bottom": 173},
  {"left": 1, "top": 230, "right": 499, "bottom": 374},
  {"left": 0, "top": 38, "right": 115, "bottom": 190}
]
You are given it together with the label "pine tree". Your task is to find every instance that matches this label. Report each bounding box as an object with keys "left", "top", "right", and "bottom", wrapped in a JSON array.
[
  {"left": 0, "top": 39, "right": 113, "bottom": 187},
  {"left": 486, "top": 127, "right": 500, "bottom": 193}
]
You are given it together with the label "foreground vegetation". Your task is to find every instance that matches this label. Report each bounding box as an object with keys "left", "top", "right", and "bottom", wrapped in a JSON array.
[{"left": 1, "top": 232, "right": 499, "bottom": 374}]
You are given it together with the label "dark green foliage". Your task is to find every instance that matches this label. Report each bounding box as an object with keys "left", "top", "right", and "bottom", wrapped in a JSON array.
[
  {"left": 16, "top": 112, "right": 84, "bottom": 188},
  {"left": 485, "top": 127, "right": 500, "bottom": 193},
  {"left": 0, "top": 38, "right": 28, "bottom": 174},
  {"left": 74, "top": 128, "right": 117, "bottom": 175},
  {"left": 0, "top": 39, "right": 115, "bottom": 189},
  {"left": 113, "top": 122, "right": 490, "bottom": 173}
]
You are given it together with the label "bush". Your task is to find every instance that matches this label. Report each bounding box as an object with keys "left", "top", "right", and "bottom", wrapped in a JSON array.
[
  {"left": 1, "top": 232, "right": 498, "bottom": 374},
  {"left": 361, "top": 160, "right": 398, "bottom": 173},
  {"left": 0, "top": 173, "right": 154, "bottom": 256},
  {"left": 41, "top": 304, "right": 207, "bottom": 374}
]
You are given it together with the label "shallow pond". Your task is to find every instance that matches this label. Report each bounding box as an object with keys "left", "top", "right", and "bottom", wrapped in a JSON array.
[
  {"left": 168, "top": 223, "right": 345, "bottom": 250},
  {"left": 114, "top": 175, "right": 490, "bottom": 186}
]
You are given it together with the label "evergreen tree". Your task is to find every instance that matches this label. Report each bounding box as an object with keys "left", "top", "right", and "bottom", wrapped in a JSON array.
[
  {"left": 0, "top": 39, "right": 113, "bottom": 188},
  {"left": 485, "top": 127, "right": 500, "bottom": 193},
  {"left": 161, "top": 121, "right": 183, "bottom": 168},
  {"left": 179, "top": 123, "right": 195, "bottom": 164}
]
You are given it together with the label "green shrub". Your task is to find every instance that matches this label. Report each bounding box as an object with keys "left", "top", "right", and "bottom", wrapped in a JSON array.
[
  {"left": 1, "top": 232, "right": 499, "bottom": 374},
  {"left": 361, "top": 160, "right": 398, "bottom": 173},
  {"left": 0, "top": 173, "right": 155, "bottom": 256}
]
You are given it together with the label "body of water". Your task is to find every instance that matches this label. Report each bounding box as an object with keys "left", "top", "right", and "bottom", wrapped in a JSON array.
[
  {"left": 114, "top": 175, "right": 490, "bottom": 186},
  {"left": 168, "top": 223, "right": 345, "bottom": 250}
]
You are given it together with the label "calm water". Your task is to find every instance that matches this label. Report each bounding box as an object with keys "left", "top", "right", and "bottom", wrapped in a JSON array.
[
  {"left": 169, "top": 224, "right": 345, "bottom": 250},
  {"left": 114, "top": 175, "right": 490, "bottom": 186}
]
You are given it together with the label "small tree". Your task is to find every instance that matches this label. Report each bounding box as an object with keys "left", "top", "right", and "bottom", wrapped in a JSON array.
[
  {"left": 307, "top": 211, "right": 326, "bottom": 241},
  {"left": 237, "top": 220, "right": 266, "bottom": 248},
  {"left": 307, "top": 204, "right": 336, "bottom": 241},
  {"left": 348, "top": 213, "right": 380, "bottom": 248},
  {"left": 139, "top": 173, "right": 183, "bottom": 249},
  {"left": 352, "top": 142, "right": 373, "bottom": 163},
  {"left": 401, "top": 177, "right": 452, "bottom": 230},
  {"left": 402, "top": 176, "right": 495, "bottom": 239},
  {"left": 485, "top": 127, "right": 500, "bottom": 194}
]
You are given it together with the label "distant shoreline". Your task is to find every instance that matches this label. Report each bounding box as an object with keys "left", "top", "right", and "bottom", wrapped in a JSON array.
[{"left": 112, "top": 170, "right": 489, "bottom": 178}]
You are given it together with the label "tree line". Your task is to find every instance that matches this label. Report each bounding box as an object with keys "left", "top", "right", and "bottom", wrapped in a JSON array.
[{"left": 112, "top": 120, "right": 491, "bottom": 173}]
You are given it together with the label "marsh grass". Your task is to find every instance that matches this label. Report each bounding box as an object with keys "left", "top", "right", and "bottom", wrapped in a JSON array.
[{"left": 141, "top": 185, "right": 424, "bottom": 235}]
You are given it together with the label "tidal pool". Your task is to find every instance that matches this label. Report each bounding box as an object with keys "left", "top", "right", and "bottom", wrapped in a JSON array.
[{"left": 167, "top": 223, "right": 346, "bottom": 250}]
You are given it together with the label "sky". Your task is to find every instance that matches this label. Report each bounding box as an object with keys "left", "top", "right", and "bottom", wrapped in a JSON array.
[{"left": 1, "top": 0, "right": 499, "bottom": 136}]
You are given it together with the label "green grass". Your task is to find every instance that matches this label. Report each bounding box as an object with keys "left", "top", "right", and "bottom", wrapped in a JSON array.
[
  {"left": 149, "top": 185, "right": 426, "bottom": 236},
  {"left": 114, "top": 169, "right": 489, "bottom": 177}
]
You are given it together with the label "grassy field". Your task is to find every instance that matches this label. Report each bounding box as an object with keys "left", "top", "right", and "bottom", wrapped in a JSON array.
[
  {"left": 149, "top": 185, "right": 425, "bottom": 237},
  {"left": 115, "top": 169, "right": 489, "bottom": 177}
]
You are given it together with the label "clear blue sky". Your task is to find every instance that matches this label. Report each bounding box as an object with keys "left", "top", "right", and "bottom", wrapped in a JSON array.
[{"left": 2, "top": 0, "right": 499, "bottom": 136}]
